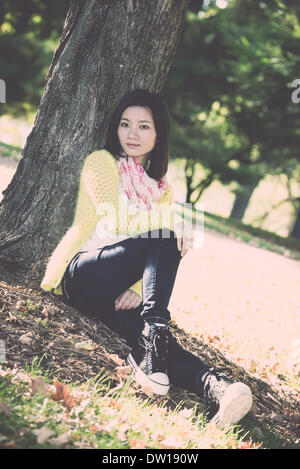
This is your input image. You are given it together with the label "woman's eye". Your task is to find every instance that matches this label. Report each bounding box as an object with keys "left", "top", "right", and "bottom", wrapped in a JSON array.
[{"left": 120, "top": 122, "right": 149, "bottom": 129}]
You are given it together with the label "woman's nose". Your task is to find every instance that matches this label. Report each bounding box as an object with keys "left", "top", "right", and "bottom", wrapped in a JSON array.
[{"left": 128, "top": 126, "right": 139, "bottom": 138}]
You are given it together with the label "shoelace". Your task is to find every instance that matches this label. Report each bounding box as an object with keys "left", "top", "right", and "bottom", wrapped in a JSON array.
[
  {"left": 145, "top": 324, "right": 169, "bottom": 373},
  {"left": 153, "top": 329, "right": 168, "bottom": 360}
]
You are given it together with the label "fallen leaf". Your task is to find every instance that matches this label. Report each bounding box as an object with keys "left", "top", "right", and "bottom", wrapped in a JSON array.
[
  {"left": 31, "top": 377, "right": 55, "bottom": 396},
  {"left": 108, "top": 398, "right": 122, "bottom": 410},
  {"left": 36, "top": 426, "right": 55, "bottom": 444},
  {"left": 18, "top": 332, "right": 33, "bottom": 345},
  {"left": 15, "top": 300, "right": 26, "bottom": 311},
  {"left": 74, "top": 341, "right": 95, "bottom": 351},
  {"left": 129, "top": 439, "right": 146, "bottom": 449},
  {"left": 286, "top": 412, "right": 300, "bottom": 424},
  {"left": 178, "top": 408, "right": 193, "bottom": 419},
  {"left": 89, "top": 424, "right": 103, "bottom": 433},
  {"left": 159, "top": 435, "right": 184, "bottom": 449},
  {"left": 118, "top": 424, "right": 129, "bottom": 442},
  {"left": 151, "top": 432, "right": 165, "bottom": 441},
  {"left": 106, "top": 353, "right": 125, "bottom": 366},
  {"left": 51, "top": 381, "right": 76, "bottom": 410},
  {"left": 139, "top": 383, "right": 154, "bottom": 396},
  {"left": 72, "top": 398, "right": 91, "bottom": 417},
  {"left": 49, "top": 432, "right": 72, "bottom": 447},
  {"left": 116, "top": 365, "right": 132, "bottom": 379},
  {"left": 238, "top": 439, "right": 253, "bottom": 449},
  {"left": 0, "top": 439, "right": 18, "bottom": 449}
]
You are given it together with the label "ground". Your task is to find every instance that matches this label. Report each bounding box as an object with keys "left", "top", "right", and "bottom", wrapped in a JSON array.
[
  {"left": 0, "top": 258, "right": 299, "bottom": 447},
  {"left": 0, "top": 155, "right": 300, "bottom": 447}
]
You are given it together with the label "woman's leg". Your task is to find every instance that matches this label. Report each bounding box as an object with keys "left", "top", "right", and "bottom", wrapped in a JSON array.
[
  {"left": 108, "top": 306, "right": 253, "bottom": 429},
  {"left": 62, "top": 229, "right": 181, "bottom": 395},
  {"left": 63, "top": 228, "right": 181, "bottom": 323},
  {"left": 62, "top": 235, "right": 253, "bottom": 426}
]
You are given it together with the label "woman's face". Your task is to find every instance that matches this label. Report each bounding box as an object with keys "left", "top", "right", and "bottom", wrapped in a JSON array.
[{"left": 117, "top": 105, "right": 157, "bottom": 168}]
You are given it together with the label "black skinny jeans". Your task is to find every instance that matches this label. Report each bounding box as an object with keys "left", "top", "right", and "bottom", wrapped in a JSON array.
[{"left": 61, "top": 228, "right": 211, "bottom": 395}]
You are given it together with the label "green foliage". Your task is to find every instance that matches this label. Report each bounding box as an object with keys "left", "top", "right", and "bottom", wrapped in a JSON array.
[
  {"left": 167, "top": 0, "right": 300, "bottom": 203},
  {"left": 0, "top": 0, "right": 69, "bottom": 116}
]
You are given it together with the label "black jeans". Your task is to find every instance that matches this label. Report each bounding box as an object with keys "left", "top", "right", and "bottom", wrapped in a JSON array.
[{"left": 61, "top": 229, "right": 211, "bottom": 395}]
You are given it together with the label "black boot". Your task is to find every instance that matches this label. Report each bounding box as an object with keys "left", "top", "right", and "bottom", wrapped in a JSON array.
[
  {"left": 126, "top": 316, "right": 170, "bottom": 396},
  {"left": 199, "top": 368, "right": 253, "bottom": 430}
]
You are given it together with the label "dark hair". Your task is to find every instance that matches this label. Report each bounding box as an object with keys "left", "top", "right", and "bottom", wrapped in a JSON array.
[{"left": 105, "top": 89, "right": 170, "bottom": 180}]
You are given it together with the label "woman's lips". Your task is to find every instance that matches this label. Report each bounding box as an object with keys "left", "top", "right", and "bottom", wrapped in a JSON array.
[{"left": 127, "top": 143, "right": 140, "bottom": 148}]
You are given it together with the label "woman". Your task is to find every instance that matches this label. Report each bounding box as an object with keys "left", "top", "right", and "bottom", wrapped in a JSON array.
[{"left": 41, "top": 89, "right": 253, "bottom": 429}]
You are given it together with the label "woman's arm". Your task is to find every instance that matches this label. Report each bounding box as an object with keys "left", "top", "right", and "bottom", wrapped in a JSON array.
[{"left": 40, "top": 150, "right": 119, "bottom": 291}]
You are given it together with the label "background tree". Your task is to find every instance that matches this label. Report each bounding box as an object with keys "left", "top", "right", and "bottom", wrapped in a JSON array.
[
  {"left": 0, "top": 0, "right": 69, "bottom": 116},
  {"left": 166, "top": 0, "right": 300, "bottom": 228},
  {"left": 0, "top": 0, "right": 190, "bottom": 286}
]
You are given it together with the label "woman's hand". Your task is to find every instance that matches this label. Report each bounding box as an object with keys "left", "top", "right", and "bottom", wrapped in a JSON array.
[
  {"left": 176, "top": 228, "right": 194, "bottom": 257},
  {"left": 115, "top": 289, "right": 142, "bottom": 311}
]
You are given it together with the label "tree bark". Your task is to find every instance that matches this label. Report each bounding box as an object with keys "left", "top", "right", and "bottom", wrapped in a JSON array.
[
  {"left": 290, "top": 204, "right": 300, "bottom": 239},
  {"left": 0, "top": 0, "right": 189, "bottom": 287}
]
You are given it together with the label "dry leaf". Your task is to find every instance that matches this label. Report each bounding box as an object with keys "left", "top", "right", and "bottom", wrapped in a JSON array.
[
  {"left": 178, "top": 408, "right": 193, "bottom": 419},
  {"left": 89, "top": 424, "right": 104, "bottom": 434},
  {"left": 116, "top": 365, "right": 132, "bottom": 379},
  {"left": 49, "top": 432, "right": 72, "bottom": 447},
  {"left": 118, "top": 424, "right": 129, "bottom": 442},
  {"left": 129, "top": 439, "right": 146, "bottom": 449},
  {"left": 106, "top": 353, "right": 125, "bottom": 366},
  {"left": 108, "top": 398, "right": 122, "bottom": 410},
  {"left": 36, "top": 426, "right": 55, "bottom": 444},
  {"left": 19, "top": 332, "right": 33, "bottom": 345},
  {"left": 31, "top": 377, "right": 55, "bottom": 396},
  {"left": 0, "top": 439, "right": 18, "bottom": 449},
  {"left": 237, "top": 439, "right": 254, "bottom": 449},
  {"left": 140, "top": 383, "right": 154, "bottom": 396},
  {"left": 74, "top": 341, "right": 95, "bottom": 351},
  {"left": 51, "top": 381, "right": 76, "bottom": 410},
  {"left": 159, "top": 435, "right": 184, "bottom": 449},
  {"left": 151, "top": 432, "right": 165, "bottom": 442}
]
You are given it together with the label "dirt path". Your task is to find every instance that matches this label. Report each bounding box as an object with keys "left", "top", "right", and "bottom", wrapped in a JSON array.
[{"left": 169, "top": 226, "right": 300, "bottom": 381}]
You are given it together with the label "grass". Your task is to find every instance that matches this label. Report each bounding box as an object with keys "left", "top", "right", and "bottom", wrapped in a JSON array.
[
  {"left": 0, "top": 141, "right": 22, "bottom": 160},
  {"left": 0, "top": 363, "right": 263, "bottom": 450},
  {"left": 203, "top": 210, "right": 300, "bottom": 260},
  {"left": 175, "top": 202, "right": 300, "bottom": 260}
]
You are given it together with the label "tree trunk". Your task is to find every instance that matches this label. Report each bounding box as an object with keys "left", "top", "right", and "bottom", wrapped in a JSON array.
[
  {"left": 184, "top": 158, "right": 194, "bottom": 204},
  {"left": 230, "top": 178, "right": 260, "bottom": 221},
  {"left": 290, "top": 204, "right": 300, "bottom": 239},
  {"left": 0, "top": 0, "right": 189, "bottom": 287}
]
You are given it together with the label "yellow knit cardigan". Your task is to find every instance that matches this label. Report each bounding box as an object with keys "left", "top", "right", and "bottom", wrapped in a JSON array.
[{"left": 40, "top": 149, "right": 180, "bottom": 299}]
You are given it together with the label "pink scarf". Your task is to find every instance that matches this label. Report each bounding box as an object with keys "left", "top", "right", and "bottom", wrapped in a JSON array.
[{"left": 117, "top": 154, "right": 169, "bottom": 211}]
